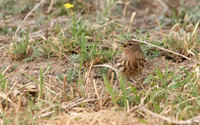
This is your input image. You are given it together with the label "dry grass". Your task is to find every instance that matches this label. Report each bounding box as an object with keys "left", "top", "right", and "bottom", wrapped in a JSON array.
[
  {"left": 0, "top": 0, "right": 200, "bottom": 125},
  {"left": 41, "top": 109, "right": 145, "bottom": 125}
]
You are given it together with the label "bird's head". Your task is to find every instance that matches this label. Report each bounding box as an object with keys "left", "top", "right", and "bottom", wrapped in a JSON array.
[{"left": 116, "top": 40, "right": 142, "bottom": 53}]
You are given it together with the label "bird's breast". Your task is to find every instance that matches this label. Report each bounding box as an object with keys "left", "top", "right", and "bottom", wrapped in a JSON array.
[{"left": 115, "top": 54, "right": 146, "bottom": 78}]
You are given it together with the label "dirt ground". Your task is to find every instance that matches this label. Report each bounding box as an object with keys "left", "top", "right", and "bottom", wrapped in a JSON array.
[{"left": 0, "top": 0, "right": 200, "bottom": 124}]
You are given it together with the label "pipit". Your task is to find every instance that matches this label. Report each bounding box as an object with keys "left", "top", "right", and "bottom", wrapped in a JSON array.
[{"left": 113, "top": 40, "right": 146, "bottom": 79}]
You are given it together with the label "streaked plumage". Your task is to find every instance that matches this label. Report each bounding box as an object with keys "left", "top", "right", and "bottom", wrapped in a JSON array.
[{"left": 114, "top": 40, "right": 146, "bottom": 79}]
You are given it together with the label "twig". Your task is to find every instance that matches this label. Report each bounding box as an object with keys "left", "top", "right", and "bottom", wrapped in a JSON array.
[
  {"left": 122, "top": 1, "right": 129, "bottom": 19},
  {"left": 0, "top": 45, "right": 9, "bottom": 50},
  {"left": 132, "top": 38, "right": 200, "bottom": 64},
  {"left": 34, "top": 98, "right": 83, "bottom": 119},
  {"left": 35, "top": 97, "right": 111, "bottom": 118},
  {"left": 128, "top": 105, "right": 142, "bottom": 113},
  {"left": 0, "top": 92, "right": 17, "bottom": 109},
  {"left": 157, "top": 0, "right": 168, "bottom": 17},
  {"left": 94, "top": 64, "right": 118, "bottom": 73},
  {"left": 15, "top": 0, "right": 45, "bottom": 37},
  {"left": 128, "top": 87, "right": 151, "bottom": 114},
  {"left": 175, "top": 96, "right": 200, "bottom": 108},
  {"left": 62, "top": 97, "right": 110, "bottom": 110},
  {"left": 129, "top": 12, "right": 136, "bottom": 31},
  {"left": 0, "top": 69, "right": 18, "bottom": 83},
  {"left": 140, "top": 106, "right": 200, "bottom": 124},
  {"left": 2, "top": 65, "right": 12, "bottom": 75},
  {"left": 35, "top": 111, "right": 55, "bottom": 119},
  {"left": 93, "top": 80, "right": 102, "bottom": 106},
  {"left": 47, "top": 0, "right": 54, "bottom": 14},
  {"left": 94, "top": 64, "right": 120, "bottom": 80},
  {"left": 154, "top": 15, "right": 162, "bottom": 31},
  {"left": 62, "top": 97, "right": 84, "bottom": 109},
  {"left": 128, "top": 86, "right": 200, "bottom": 124}
]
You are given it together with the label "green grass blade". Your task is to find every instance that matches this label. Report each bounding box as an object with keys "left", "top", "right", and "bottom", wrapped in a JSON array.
[
  {"left": 103, "top": 74, "right": 117, "bottom": 106},
  {"left": 119, "top": 74, "right": 127, "bottom": 109}
]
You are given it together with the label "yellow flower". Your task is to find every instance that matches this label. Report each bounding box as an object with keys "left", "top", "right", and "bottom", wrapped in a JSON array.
[{"left": 64, "top": 3, "right": 74, "bottom": 9}]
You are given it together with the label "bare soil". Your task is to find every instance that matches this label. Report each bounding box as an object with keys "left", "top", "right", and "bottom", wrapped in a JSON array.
[{"left": 0, "top": 0, "right": 199, "bottom": 124}]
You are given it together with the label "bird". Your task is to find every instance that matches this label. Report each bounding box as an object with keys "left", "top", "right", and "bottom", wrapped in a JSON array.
[{"left": 113, "top": 40, "right": 146, "bottom": 80}]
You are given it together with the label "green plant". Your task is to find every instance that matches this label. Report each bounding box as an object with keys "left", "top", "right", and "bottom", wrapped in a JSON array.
[
  {"left": 57, "top": 68, "right": 78, "bottom": 83},
  {"left": 24, "top": 43, "right": 43, "bottom": 62},
  {"left": 79, "top": 33, "right": 114, "bottom": 65},
  {"left": 103, "top": 74, "right": 117, "bottom": 106},
  {"left": 70, "top": 16, "right": 88, "bottom": 40},
  {"left": 179, "top": 5, "right": 200, "bottom": 26},
  {"left": 8, "top": 33, "right": 32, "bottom": 60},
  {"left": 0, "top": 71, "right": 9, "bottom": 91},
  {"left": 103, "top": 0, "right": 119, "bottom": 18},
  {"left": 41, "top": 34, "right": 71, "bottom": 60},
  {"left": 142, "top": 66, "right": 200, "bottom": 119},
  {"left": 22, "top": 65, "right": 51, "bottom": 99},
  {"left": 163, "top": 21, "right": 200, "bottom": 57},
  {"left": 0, "top": 0, "right": 34, "bottom": 16},
  {"left": 158, "top": 3, "right": 200, "bottom": 28},
  {"left": 119, "top": 74, "right": 128, "bottom": 110}
]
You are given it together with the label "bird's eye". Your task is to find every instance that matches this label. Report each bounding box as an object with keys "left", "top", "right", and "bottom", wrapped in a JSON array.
[{"left": 128, "top": 43, "right": 132, "bottom": 46}]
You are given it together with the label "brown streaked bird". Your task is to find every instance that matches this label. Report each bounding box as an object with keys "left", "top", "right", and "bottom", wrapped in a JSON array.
[{"left": 114, "top": 40, "right": 146, "bottom": 79}]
